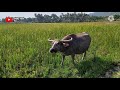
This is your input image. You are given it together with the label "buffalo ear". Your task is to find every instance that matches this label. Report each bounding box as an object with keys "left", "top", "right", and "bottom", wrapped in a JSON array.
[{"left": 63, "top": 43, "right": 69, "bottom": 47}]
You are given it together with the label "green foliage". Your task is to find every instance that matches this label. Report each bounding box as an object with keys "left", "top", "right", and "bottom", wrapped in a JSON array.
[
  {"left": 112, "top": 71, "right": 120, "bottom": 78},
  {"left": 114, "top": 15, "right": 120, "bottom": 20},
  {"left": 0, "top": 22, "right": 120, "bottom": 78},
  {"left": 34, "top": 13, "right": 105, "bottom": 23}
]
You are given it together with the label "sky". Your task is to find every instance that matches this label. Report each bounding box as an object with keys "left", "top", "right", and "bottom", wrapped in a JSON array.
[{"left": 0, "top": 12, "right": 94, "bottom": 19}]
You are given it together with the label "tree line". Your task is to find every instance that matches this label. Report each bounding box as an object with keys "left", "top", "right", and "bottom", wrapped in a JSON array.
[{"left": 1, "top": 12, "right": 120, "bottom": 23}]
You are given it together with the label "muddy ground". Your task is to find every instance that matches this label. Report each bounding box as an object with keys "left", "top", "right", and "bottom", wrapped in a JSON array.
[{"left": 99, "top": 63, "right": 120, "bottom": 78}]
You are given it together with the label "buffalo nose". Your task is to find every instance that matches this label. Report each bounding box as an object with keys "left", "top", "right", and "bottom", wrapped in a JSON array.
[
  {"left": 49, "top": 48, "right": 57, "bottom": 53},
  {"left": 49, "top": 48, "right": 54, "bottom": 53}
]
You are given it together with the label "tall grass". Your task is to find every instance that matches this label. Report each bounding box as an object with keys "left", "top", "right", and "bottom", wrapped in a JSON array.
[{"left": 0, "top": 22, "right": 120, "bottom": 78}]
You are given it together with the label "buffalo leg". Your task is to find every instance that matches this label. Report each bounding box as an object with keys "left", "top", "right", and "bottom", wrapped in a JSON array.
[
  {"left": 82, "top": 51, "right": 86, "bottom": 60},
  {"left": 71, "top": 54, "right": 75, "bottom": 65},
  {"left": 61, "top": 55, "right": 65, "bottom": 66}
]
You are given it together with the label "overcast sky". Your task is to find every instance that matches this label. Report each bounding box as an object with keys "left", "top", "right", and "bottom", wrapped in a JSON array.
[{"left": 0, "top": 12, "right": 93, "bottom": 19}]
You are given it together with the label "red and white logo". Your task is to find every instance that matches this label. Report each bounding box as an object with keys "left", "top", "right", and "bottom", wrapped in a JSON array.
[{"left": 5, "top": 17, "right": 13, "bottom": 22}]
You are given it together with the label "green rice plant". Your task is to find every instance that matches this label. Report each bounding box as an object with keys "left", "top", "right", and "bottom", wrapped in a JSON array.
[{"left": 0, "top": 22, "right": 120, "bottom": 78}]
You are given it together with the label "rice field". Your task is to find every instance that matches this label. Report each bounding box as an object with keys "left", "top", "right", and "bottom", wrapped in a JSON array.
[{"left": 0, "top": 22, "right": 120, "bottom": 78}]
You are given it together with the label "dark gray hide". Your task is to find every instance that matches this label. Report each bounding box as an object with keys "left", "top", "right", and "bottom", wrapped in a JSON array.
[{"left": 48, "top": 32, "right": 91, "bottom": 65}]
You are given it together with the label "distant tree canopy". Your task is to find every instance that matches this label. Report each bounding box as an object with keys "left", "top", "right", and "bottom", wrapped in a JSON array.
[
  {"left": 114, "top": 15, "right": 120, "bottom": 20},
  {"left": 1, "top": 13, "right": 120, "bottom": 23}
]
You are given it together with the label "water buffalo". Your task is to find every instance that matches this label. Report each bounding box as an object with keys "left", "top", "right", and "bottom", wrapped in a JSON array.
[{"left": 48, "top": 32, "right": 91, "bottom": 66}]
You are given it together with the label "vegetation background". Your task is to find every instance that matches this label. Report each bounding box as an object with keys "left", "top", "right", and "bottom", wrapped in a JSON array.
[{"left": 0, "top": 12, "right": 120, "bottom": 78}]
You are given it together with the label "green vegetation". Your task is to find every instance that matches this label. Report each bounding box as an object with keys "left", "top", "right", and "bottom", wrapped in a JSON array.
[
  {"left": 113, "top": 71, "right": 120, "bottom": 78},
  {"left": 0, "top": 22, "right": 120, "bottom": 78}
]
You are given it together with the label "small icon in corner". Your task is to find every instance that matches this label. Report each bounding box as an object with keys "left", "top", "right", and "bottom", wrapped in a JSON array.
[
  {"left": 5, "top": 17, "right": 13, "bottom": 22},
  {"left": 108, "top": 15, "right": 114, "bottom": 22}
]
